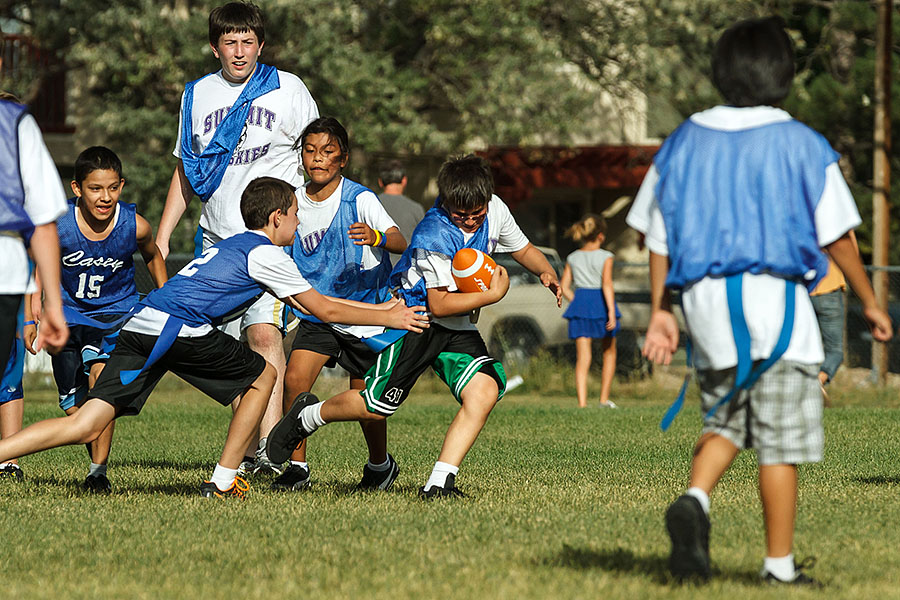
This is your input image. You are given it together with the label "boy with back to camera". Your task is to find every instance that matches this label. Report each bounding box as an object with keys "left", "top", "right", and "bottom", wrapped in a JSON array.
[
  {"left": 0, "top": 177, "right": 428, "bottom": 498},
  {"left": 267, "top": 155, "right": 562, "bottom": 498},
  {"left": 626, "top": 17, "right": 893, "bottom": 585},
  {"left": 156, "top": 1, "right": 319, "bottom": 474},
  {"left": 43, "top": 146, "right": 168, "bottom": 492}
]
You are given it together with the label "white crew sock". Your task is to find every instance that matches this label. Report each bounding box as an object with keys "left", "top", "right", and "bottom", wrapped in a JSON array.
[
  {"left": 686, "top": 486, "right": 710, "bottom": 514},
  {"left": 763, "top": 554, "right": 795, "bottom": 581},
  {"left": 367, "top": 457, "right": 390, "bottom": 472},
  {"left": 290, "top": 461, "right": 309, "bottom": 470},
  {"left": 299, "top": 403, "right": 326, "bottom": 433},
  {"left": 88, "top": 463, "right": 107, "bottom": 478},
  {"left": 210, "top": 463, "right": 238, "bottom": 491},
  {"left": 424, "top": 461, "right": 458, "bottom": 491}
]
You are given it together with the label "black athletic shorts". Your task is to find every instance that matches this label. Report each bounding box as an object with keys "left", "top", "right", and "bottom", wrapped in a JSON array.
[
  {"left": 52, "top": 312, "right": 125, "bottom": 411},
  {"left": 89, "top": 328, "right": 267, "bottom": 416},
  {"left": 290, "top": 319, "right": 377, "bottom": 379},
  {"left": 361, "top": 324, "right": 507, "bottom": 417},
  {"left": 0, "top": 295, "right": 22, "bottom": 373}
]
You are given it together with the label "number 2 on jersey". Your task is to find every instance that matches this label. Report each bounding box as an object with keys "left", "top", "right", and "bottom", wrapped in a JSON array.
[{"left": 179, "top": 248, "right": 219, "bottom": 277}]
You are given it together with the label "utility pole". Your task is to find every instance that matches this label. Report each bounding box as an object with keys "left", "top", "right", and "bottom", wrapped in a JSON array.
[{"left": 872, "top": 0, "right": 891, "bottom": 383}]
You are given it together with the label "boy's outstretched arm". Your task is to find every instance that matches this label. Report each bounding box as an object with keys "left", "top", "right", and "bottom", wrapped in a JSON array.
[
  {"left": 510, "top": 243, "right": 562, "bottom": 307},
  {"left": 136, "top": 215, "right": 168, "bottom": 289},
  {"left": 29, "top": 223, "right": 68, "bottom": 353},
  {"left": 285, "top": 289, "right": 430, "bottom": 333},
  {"left": 156, "top": 161, "right": 193, "bottom": 260},
  {"left": 826, "top": 232, "right": 893, "bottom": 342},
  {"left": 643, "top": 251, "right": 678, "bottom": 365},
  {"left": 426, "top": 265, "right": 510, "bottom": 318}
]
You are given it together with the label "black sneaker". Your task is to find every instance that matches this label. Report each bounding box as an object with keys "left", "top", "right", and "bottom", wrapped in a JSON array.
[
  {"left": 199, "top": 476, "right": 250, "bottom": 499},
  {"left": 762, "top": 557, "right": 822, "bottom": 587},
  {"left": 355, "top": 454, "right": 400, "bottom": 491},
  {"left": 0, "top": 463, "right": 24, "bottom": 480},
  {"left": 665, "top": 494, "right": 711, "bottom": 580},
  {"left": 266, "top": 393, "right": 320, "bottom": 464},
  {"left": 83, "top": 473, "right": 112, "bottom": 493},
  {"left": 418, "top": 473, "right": 466, "bottom": 500},
  {"left": 271, "top": 463, "right": 311, "bottom": 491}
]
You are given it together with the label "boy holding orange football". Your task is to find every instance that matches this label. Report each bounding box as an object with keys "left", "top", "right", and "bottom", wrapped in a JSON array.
[{"left": 268, "top": 154, "right": 561, "bottom": 498}]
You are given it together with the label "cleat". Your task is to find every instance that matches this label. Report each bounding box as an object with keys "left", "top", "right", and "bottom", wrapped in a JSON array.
[
  {"left": 254, "top": 457, "right": 285, "bottom": 476},
  {"left": 237, "top": 456, "right": 257, "bottom": 476},
  {"left": 266, "top": 393, "right": 319, "bottom": 464},
  {"left": 600, "top": 400, "right": 619, "bottom": 409},
  {"left": 355, "top": 454, "right": 399, "bottom": 491},
  {"left": 253, "top": 437, "right": 284, "bottom": 475},
  {"left": 0, "top": 463, "right": 24, "bottom": 480},
  {"left": 418, "top": 473, "right": 466, "bottom": 500},
  {"left": 83, "top": 473, "right": 112, "bottom": 493},
  {"left": 199, "top": 476, "right": 249, "bottom": 499},
  {"left": 271, "top": 463, "right": 311, "bottom": 491},
  {"left": 762, "top": 556, "right": 822, "bottom": 587},
  {"left": 665, "top": 495, "right": 710, "bottom": 580}
]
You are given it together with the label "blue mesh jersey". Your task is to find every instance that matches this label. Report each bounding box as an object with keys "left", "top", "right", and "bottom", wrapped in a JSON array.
[
  {"left": 140, "top": 231, "right": 272, "bottom": 328},
  {"left": 0, "top": 101, "right": 32, "bottom": 239},
  {"left": 654, "top": 118, "right": 834, "bottom": 291},
  {"left": 288, "top": 178, "right": 392, "bottom": 322},
  {"left": 58, "top": 199, "right": 138, "bottom": 318}
]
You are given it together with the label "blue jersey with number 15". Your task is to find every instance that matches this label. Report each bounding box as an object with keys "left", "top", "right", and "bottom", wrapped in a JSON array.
[{"left": 58, "top": 199, "right": 138, "bottom": 318}]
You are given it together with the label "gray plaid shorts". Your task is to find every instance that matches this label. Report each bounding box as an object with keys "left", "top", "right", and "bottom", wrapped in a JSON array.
[{"left": 697, "top": 360, "right": 823, "bottom": 465}]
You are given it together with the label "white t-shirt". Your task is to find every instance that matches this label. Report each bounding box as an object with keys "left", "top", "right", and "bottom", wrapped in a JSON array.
[
  {"left": 0, "top": 114, "right": 68, "bottom": 294},
  {"left": 295, "top": 178, "right": 398, "bottom": 339},
  {"left": 125, "top": 232, "right": 311, "bottom": 337},
  {"left": 401, "top": 195, "right": 529, "bottom": 331},
  {"left": 626, "top": 106, "right": 862, "bottom": 370},
  {"left": 173, "top": 69, "right": 319, "bottom": 239}
]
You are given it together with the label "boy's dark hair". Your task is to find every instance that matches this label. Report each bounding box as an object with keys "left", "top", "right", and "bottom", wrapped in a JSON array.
[
  {"left": 296, "top": 117, "right": 350, "bottom": 156},
  {"left": 379, "top": 160, "right": 406, "bottom": 185},
  {"left": 209, "top": 2, "right": 265, "bottom": 46},
  {"left": 712, "top": 16, "right": 795, "bottom": 107},
  {"left": 73, "top": 146, "right": 123, "bottom": 184},
  {"left": 437, "top": 155, "right": 494, "bottom": 212},
  {"left": 241, "top": 177, "right": 294, "bottom": 229}
]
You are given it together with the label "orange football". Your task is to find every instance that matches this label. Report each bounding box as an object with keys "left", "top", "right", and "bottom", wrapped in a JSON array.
[{"left": 451, "top": 248, "right": 497, "bottom": 293}]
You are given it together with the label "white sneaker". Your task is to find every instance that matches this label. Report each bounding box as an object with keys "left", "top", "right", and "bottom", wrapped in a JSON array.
[{"left": 600, "top": 400, "right": 618, "bottom": 409}]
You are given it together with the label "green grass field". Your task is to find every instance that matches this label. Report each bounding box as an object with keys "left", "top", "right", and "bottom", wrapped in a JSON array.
[{"left": 1, "top": 367, "right": 898, "bottom": 599}]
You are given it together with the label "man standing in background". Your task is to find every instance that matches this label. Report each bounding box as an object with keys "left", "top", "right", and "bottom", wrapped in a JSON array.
[{"left": 377, "top": 160, "right": 424, "bottom": 264}]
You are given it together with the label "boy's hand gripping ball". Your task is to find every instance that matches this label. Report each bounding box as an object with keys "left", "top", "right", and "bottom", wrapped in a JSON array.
[{"left": 451, "top": 248, "right": 496, "bottom": 293}]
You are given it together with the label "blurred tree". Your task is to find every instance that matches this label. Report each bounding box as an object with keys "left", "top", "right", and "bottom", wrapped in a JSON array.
[
  {"left": 1, "top": 0, "right": 897, "bottom": 259},
  {"left": 1, "top": 0, "right": 612, "bottom": 252}
]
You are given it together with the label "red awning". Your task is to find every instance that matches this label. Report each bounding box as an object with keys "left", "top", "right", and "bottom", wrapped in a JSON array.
[{"left": 478, "top": 145, "right": 659, "bottom": 205}]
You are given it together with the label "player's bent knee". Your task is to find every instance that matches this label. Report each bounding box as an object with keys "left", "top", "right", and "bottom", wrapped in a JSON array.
[
  {"left": 246, "top": 323, "right": 283, "bottom": 355},
  {"left": 361, "top": 408, "right": 388, "bottom": 422}
]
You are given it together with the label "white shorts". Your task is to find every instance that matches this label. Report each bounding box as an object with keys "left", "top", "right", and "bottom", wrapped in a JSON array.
[{"left": 203, "top": 228, "right": 287, "bottom": 340}]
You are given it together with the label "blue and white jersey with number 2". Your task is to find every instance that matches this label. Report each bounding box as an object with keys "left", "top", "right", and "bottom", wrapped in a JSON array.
[
  {"left": 141, "top": 231, "right": 281, "bottom": 328},
  {"left": 58, "top": 199, "right": 138, "bottom": 319}
]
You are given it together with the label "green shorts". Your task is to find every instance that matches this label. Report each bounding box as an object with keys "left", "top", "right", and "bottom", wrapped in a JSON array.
[{"left": 361, "top": 325, "right": 507, "bottom": 416}]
